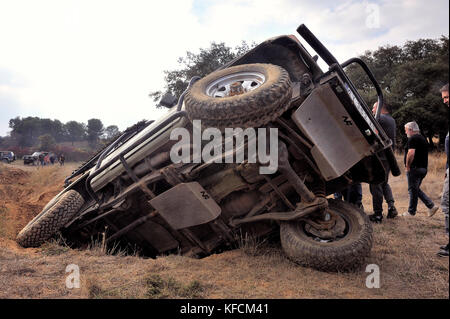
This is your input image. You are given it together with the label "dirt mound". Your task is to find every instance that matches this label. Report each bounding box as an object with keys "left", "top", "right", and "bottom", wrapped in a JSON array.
[
  {"left": 0, "top": 164, "right": 74, "bottom": 244},
  {"left": 0, "top": 165, "right": 30, "bottom": 185}
]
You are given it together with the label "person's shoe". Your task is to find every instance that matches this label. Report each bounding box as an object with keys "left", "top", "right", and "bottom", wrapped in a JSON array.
[
  {"left": 428, "top": 205, "right": 439, "bottom": 217},
  {"left": 402, "top": 211, "right": 415, "bottom": 217},
  {"left": 437, "top": 247, "right": 449, "bottom": 257},
  {"left": 387, "top": 207, "right": 398, "bottom": 219},
  {"left": 440, "top": 244, "right": 449, "bottom": 250},
  {"left": 369, "top": 214, "right": 383, "bottom": 223}
]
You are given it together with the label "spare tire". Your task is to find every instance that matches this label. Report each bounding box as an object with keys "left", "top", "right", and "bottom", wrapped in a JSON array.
[
  {"left": 185, "top": 63, "right": 292, "bottom": 130},
  {"left": 17, "top": 190, "right": 84, "bottom": 247},
  {"left": 280, "top": 199, "right": 373, "bottom": 272}
]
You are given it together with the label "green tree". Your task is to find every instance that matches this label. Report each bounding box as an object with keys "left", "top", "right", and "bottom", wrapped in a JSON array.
[
  {"left": 65, "top": 121, "right": 86, "bottom": 145},
  {"left": 149, "top": 41, "right": 255, "bottom": 104},
  {"left": 8, "top": 116, "right": 68, "bottom": 146},
  {"left": 345, "top": 36, "right": 449, "bottom": 150},
  {"left": 38, "top": 134, "right": 55, "bottom": 151},
  {"left": 104, "top": 125, "right": 120, "bottom": 141},
  {"left": 87, "top": 118, "right": 104, "bottom": 147},
  {"left": 8, "top": 116, "right": 41, "bottom": 146}
]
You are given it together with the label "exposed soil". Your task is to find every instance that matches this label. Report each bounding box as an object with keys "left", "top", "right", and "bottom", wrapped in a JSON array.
[
  {"left": 0, "top": 162, "right": 69, "bottom": 244},
  {"left": 0, "top": 157, "right": 448, "bottom": 299}
]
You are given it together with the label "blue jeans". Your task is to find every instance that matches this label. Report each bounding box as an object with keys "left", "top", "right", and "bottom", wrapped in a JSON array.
[
  {"left": 407, "top": 167, "right": 434, "bottom": 214},
  {"left": 441, "top": 168, "right": 449, "bottom": 235}
]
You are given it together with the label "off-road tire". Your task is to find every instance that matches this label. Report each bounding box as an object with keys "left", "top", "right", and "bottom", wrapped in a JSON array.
[
  {"left": 280, "top": 199, "right": 373, "bottom": 272},
  {"left": 17, "top": 190, "right": 84, "bottom": 247},
  {"left": 185, "top": 63, "right": 292, "bottom": 130}
]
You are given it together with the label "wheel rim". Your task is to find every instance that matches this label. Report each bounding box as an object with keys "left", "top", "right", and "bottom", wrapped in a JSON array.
[
  {"left": 302, "top": 211, "right": 351, "bottom": 243},
  {"left": 205, "top": 71, "right": 266, "bottom": 98}
]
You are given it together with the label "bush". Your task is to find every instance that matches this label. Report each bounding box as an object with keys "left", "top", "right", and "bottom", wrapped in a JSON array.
[{"left": 51, "top": 145, "right": 97, "bottom": 162}]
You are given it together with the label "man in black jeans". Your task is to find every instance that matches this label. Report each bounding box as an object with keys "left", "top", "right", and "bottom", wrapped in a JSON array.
[
  {"left": 403, "top": 121, "right": 439, "bottom": 217},
  {"left": 368, "top": 102, "right": 398, "bottom": 223}
]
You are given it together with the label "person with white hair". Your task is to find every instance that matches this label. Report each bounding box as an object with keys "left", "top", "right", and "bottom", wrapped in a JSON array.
[{"left": 403, "top": 121, "right": 439, "bottom": 217}]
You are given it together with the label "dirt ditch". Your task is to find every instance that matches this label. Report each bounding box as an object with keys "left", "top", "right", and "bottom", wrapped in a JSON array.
[{"left": 0, "top": 160, "right": 448, "bottom": 299}]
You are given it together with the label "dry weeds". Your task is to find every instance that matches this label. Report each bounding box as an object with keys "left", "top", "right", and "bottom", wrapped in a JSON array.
[{"left": 0, "top": 155, "right": 448, "bottom": 299}]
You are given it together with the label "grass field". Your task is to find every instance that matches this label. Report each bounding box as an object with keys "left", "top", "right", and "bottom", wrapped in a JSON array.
[{"left": 0, "top": 155, "right": 448, "bottom": 299}]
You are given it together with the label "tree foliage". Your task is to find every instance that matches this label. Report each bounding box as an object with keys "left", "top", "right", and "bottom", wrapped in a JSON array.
[
  {"left": 65, "top": 121, "right": 87, "bottom": 145},
  {"left": 87, "top": 118, "right": 104, "bottom": 146},
  {"left": 345, "top": 36, "right": 449, "bottom": 149},
  {"left": 2, "top": 116, "right": 115, "bottom": 150},
  {"left": 104, "top": 125, "right": 121, "bottom": 141},
  {"left": 38, "top": 134, "right": 56, "bottom": 151}
]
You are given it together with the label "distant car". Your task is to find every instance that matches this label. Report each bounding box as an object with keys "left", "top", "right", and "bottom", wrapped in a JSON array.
[
  {"left": 0, "top": 151, "right": 16, "bottom": 163},
  {"left": 23, "top": 151, "right": 49, "bottom": 165}
]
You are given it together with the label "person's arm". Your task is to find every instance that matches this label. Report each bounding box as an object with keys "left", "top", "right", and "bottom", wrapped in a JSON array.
[{"left": 405, "top": 149, "right": 415, "bottom": 172}]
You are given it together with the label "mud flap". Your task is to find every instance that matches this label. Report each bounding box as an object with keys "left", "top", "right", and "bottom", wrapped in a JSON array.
[
  {"left": 384, "top": 146, "right": 401, "bottom": 176},
  {"left": 149, "top": 182, "right": 221, "bottom": 230},
  {"left": 350, "top": 154, "right": 386, "bottom": 184}
]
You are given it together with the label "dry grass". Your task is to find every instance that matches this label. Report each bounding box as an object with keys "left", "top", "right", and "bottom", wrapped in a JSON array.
[{"left": 0, "top": 155, "right": 448, "bottom": 299}]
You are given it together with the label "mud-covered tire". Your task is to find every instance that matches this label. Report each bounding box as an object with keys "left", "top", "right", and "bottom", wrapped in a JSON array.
[
  {"left": 16, "top": 190, "right": 84, "bottom": 247},
  {"left": 280, "top": 199, "right": 373, "bottom": 272},
  {"left": 185, "top": 63, "right": 292, "bottom": 130}
]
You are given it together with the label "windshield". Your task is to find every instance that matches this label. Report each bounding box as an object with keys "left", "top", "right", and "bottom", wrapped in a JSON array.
[{"left": 31, "top": 152, "right": 40, "bottom": 156}]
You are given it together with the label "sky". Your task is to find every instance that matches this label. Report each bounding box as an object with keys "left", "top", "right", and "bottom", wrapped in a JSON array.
[{"left": 0, "top": 0, "right": 448, "bottom": 137}]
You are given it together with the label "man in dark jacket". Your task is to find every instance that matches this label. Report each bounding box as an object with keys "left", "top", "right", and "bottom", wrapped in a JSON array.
[
  {"left": 368, "top": 102, "right": 398, "bottom": 223},
  {"left": 403, "top": 121, "right": 438, "bottom": 217},
  {"left": 437, "top": 83, "right": 449, "bottom": 257}
]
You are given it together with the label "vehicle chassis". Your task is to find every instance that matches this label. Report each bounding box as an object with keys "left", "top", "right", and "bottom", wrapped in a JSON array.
[{"left": 20, "top": 24, "right": 400, "bottom": 269}]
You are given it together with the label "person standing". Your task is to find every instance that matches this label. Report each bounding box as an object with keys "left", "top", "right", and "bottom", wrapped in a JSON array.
[
  {"left": 403, "top": 121, "right": 439, "bottom": 217},
  {"left": 437, "top": 83, "right": 449, "bottom": 257},
  {"left": 38, "top": 153, "right": 45, "bottom": 167},
  {"left": 59, "top": 154, "right": 65, "bottom": 166},
  {"left": 368, "top": 102, "right": 399, "bottom": 223},
  {"left": 44, "top": 153, "right": 50, "bottom": 166}
]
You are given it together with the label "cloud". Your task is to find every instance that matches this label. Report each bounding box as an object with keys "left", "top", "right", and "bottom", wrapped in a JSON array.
[{"left": 194, "top": 0, "right": 448, "bottom": 62}]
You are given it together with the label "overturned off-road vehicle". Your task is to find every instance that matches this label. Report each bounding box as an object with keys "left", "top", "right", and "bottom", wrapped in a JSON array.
[{"left": 17, "top": 24, "right": 400, "bottom": 272}]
